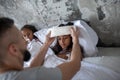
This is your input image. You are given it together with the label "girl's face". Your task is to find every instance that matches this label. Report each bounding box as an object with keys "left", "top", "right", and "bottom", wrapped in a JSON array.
[
  {"left": 21, "top": 28, "right": 34, "bottom": 41},
  {"left": 57, "top": 35, "right": 71, "bottom": 50}
]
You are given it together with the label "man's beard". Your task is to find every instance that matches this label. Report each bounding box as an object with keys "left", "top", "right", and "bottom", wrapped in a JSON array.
[{"left": 23, "top": 50, "right": 31, "bottom": 62}]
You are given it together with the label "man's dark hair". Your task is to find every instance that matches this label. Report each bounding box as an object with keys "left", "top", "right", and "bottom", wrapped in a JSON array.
[{"left": 0, "top": 17, "right": 14, "bottom": 38}]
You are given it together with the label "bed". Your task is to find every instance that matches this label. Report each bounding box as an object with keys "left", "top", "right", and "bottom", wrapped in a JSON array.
[
  {"left": 42, "top": 47, "right": 120, "bottom": 80},
  {"left": 25, "top": 20, "right": 120, "bottom": 80}
]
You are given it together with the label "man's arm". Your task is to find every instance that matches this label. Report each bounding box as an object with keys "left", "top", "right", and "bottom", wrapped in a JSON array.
[
  {"left": 57, "top": 27, "right": 82, "bottom": 80},
  {"left": 30, "top": 32, "right": 55, "bottom": 67}
]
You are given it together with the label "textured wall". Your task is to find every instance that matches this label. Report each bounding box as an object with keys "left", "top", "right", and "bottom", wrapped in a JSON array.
[
  {"left": 0, "top": 0, "right": 81, "bottom": 29},
  {"left": 0, "top": 0, "right": 120, "bottom": 46},
  {"left": 79, "top": 0, "right": 120, "bottom": 47}
]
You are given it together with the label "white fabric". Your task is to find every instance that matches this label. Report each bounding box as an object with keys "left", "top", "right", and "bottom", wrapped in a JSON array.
[
  {"left": 27, "top": 39, "right": 42, "bottom": 57},
  {"left": 34, "top": 28, "right": 48, "bottom": 44},
  {"left": 74, "top": 20, "right": 98, "bottom": 46},
  {"left": 34, "top": 20, "right": 98, "bottom": 57},
  {"left": 83, "top": 56, "right": 120, "bottom": 73},
  {"left": 24, "top": 39, "right": 54, "bottom": 67},
  {"left": 43, "top": 49, "right": 120, "bottom": 80},
  {"left": 74, "top": 20, "right": 98, "bottom": 57},
  {"left": 72, "top": 61, "right": 120, "bottom": 80},
  {"left": 23, "top": 38, "right": 120, "bottom": 80},
  {"left": 73, "top": 56, "right": 120, "bottom": 80},
  {"left": 48, "top": 25, "right": 75, "bottom": 37},
  {"left": 34, "top": 28, "right": 56, "bottom": 47}
]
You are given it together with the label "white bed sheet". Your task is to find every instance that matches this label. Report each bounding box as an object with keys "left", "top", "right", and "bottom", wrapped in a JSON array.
[
  {"left": 26, "top": 20, "right": 120, "bottom": 79},
  {"left": 43, "top": 52, "right": 120, "bottom": 80},
  {"left": 24, "top": 39, "right": 120, "bottom": 80}
]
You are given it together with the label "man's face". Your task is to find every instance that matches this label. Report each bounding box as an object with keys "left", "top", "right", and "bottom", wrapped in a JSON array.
[{"left": 11, "top": 26, "right": 31, "bottom": 63}]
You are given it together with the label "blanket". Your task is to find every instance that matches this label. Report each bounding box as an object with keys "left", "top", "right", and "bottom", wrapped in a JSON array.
[
  {"left": 26, "top": 20, "right": 120, "bottom": 79},
  {"left": 24, "top": 38, "right": 120, "bottom": 80},
  {"left": 43, "top": 52, "right": 120, "bottom": 80}
]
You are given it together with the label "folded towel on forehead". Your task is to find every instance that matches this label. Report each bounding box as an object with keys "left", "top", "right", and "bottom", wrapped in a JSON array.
[{"left": 48, "top": 25, "right": 74, "bottom": 37}]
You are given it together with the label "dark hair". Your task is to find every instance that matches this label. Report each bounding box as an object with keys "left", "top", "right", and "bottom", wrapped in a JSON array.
[
  {"left": 58, "top": 22, "right": 74, "bottom": 27},
  {"left": 52, "top": 22, "right": 73, "bottom": 55},
  {"left": 21, "top": 25, "right": 37, "bottom": 33},
  {"left": 21, "top": 24, "right": 38, "bottom": 39},
  {"left": 0, "top": 17, "right": 14, "bottom": 38}
]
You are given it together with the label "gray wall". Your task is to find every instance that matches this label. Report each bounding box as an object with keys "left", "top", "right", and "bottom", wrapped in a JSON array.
[{"left": 0, "top": 0, "right": 120, "bottom": 47}]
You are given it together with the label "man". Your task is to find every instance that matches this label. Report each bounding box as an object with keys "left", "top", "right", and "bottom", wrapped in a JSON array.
[{"left": 0, "top": 17, "right": 82, "bottom": 80}]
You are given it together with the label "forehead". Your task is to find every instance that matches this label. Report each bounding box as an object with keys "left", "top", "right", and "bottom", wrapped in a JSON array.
[
  {"left": 0, "top": 26, "right": 20, "bottom": 44},
  {"left": 58, "top": 35, "right": 70, "bottom": 38},
  {"left": 21, "top": 28, "right": 32, "bottom": 32}
]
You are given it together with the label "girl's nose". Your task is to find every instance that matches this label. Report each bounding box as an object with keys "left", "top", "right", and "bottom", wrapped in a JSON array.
[
  {"left": 61, "top": 39, "right": 65, "bottom": 44},
  {"left": 24, "top": 36, "right": 30, "bottom": 42}
]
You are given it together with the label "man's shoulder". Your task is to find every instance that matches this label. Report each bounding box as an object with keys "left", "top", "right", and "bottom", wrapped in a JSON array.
[
  {"left": 0, "top": 71, "right": 18, "bottom": 80},
  {"left": 0, "top": 66, "right": 62, "bottom": 80}
]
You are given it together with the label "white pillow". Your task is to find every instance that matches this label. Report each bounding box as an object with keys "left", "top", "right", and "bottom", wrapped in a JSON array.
[
  {"left": 34, "top": 28, "right": 56, "bottom": 47},
  {"left": 34, "top": 28, "right": 48, "bottom": 44},
  {"left": 74, "top": 20, "right": 98, "bottom": 57}
]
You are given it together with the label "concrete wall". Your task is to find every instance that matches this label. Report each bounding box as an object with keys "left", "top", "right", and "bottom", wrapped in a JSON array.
[{"left": 0, "top": 0, "right": 120, "bottom": 47}]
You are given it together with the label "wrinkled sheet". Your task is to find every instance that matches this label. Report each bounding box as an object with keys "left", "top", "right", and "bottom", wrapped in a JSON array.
[
  {"left": 26, "top": 20, "right": 120, "bottom": 79},
  {"left": 24, "top": 40, "right": 120, "bottom": 80},
  {"left": 43, "top": 53, "right": 120, "bottom": 80}
]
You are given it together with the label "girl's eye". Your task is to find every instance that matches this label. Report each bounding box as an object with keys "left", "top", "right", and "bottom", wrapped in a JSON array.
[
  {"left": 27, "top": 33, "right": 30, "bottom": 36},
  {"left": 63, "top": 36, "right": 68, "bottom": 39},
  {"left": 23, "top": 35, "right": 27, "bottom": 38},
  {"left": 64, "top": 37, "right": 67, "bottom": 39},
  {"left": 58, "top": 38, "right": 61, "bottom": 40}
]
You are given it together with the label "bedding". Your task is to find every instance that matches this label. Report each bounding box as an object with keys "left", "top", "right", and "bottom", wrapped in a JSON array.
[
  {"left": 24, "top": 39, "right": 54, "bottom": 67},
  {"left": 25, "top": 40, "right": 120, "bottom": 78},
  {"left": 48, "top": 25, "right": 73, "bottom": 37},
  {"left": 25, "top": 40, "right": 120, "bottom": 80},
  {"left": 43, "top": 49, "right": 120, "bottom": 80},
  {"left": 27, "top": 20, "right": 120, "bottom": 80}
]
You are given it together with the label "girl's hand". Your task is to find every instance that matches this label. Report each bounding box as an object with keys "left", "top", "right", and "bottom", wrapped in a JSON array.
[
  {"left": 45, "top": 31, "right": 55, "bottom": 46},
  {"left": 70, "top": 27, "right": 79, "bottom": 44}
]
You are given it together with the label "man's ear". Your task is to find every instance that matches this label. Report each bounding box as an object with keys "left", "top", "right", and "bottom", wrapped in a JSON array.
[{"left": 8, "top": 43, "right": 18, "bottom": 56}]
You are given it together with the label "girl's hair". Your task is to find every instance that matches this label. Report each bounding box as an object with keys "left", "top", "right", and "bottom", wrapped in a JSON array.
[
  {"left": 21, "top": 24, "right": 38, "bottom": 39},
  {"left": 21, "top": 25, "right": 38, "bottom": 33},
  {"left": 52, "top": 22, "right": 73, "bottom": 55}
]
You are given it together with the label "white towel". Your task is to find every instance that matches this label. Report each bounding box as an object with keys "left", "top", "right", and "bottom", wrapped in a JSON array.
[{"left": 48, "top": 25, "right": 75, "bottom": 37}]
